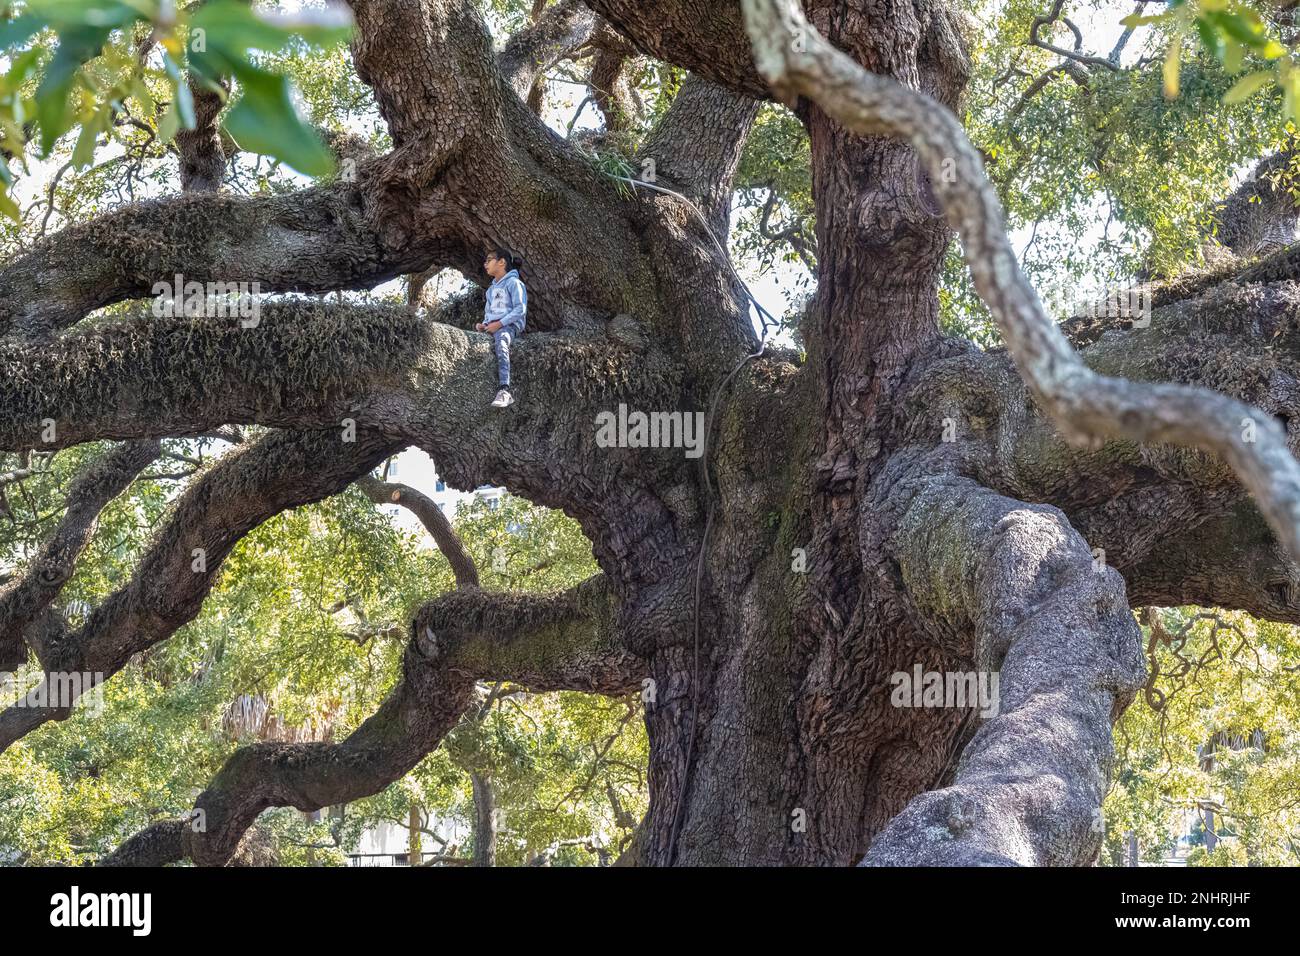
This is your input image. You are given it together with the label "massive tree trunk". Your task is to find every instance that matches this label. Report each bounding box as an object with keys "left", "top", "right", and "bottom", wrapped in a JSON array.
[{"left": 10, "top": 0, "right": 1300, "bottom": 867}]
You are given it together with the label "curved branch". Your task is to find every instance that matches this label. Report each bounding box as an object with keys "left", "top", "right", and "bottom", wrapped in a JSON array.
[
  {"left": 356, "top": 475, "right": 480, "bottom": 588},
  {"left": 742, "top": 0, "right": 1300, "bottom": 562},
  {"left": 0, "top": 439, "right": 161, "bottom": 668},
  {"left": 864, "top": 465, "right": 1144, "bottom": 865},
  {"left": 1004, "top": 61, "right": 1090, "bottom": 124},
  {"left": 0, "top": 428, "right": 398, "bottom": 752},
  {"left": 104, "top": 632, "right": 478, "bottom": 866},
  {"left": 1028, "top": 0, "right": 1119, "bottom": 72},
  {"left": 103, "top": 575, "right": 644, "bottom": 865},
  {"left": 904, "top": 298, "right": 1300, "bottom": 621},
  {"left": 589, "top": 24, "right": 639, "bottom": 133}
]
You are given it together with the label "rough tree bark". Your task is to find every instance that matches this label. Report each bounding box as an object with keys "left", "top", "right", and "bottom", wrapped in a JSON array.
[{"left": 6, "top": 0, "right": 1300, "bottom": 867}]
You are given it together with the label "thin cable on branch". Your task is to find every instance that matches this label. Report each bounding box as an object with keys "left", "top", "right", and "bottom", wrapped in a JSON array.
[{"left": 607, "top": 171, "right": 774, "bottom": 863}]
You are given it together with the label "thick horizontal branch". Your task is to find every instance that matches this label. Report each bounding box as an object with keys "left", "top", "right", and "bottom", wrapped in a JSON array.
[
  {"left": 415, "top": 574, "right": 645, "bottom": 695},
  {"left": 0, "top": 188, "right": 413, "bottom": 339},
  {"left": 581, "top": 0, "right": 769, "bottom": 99},
  {"left": 865, "top": 466, "right": 1144, "bottom": 865},
  {"left": 904, "top": 275, "right": 1300, "bottom": 616},
  {"left": 0, "top": 303, "right": 425, "bottom": 451},
  {"left": 1062, "top": 263, "right": 1300, "bottom": 349},
  {"left": 0, "top": 302, "right": 690, "bottom": 519},
  {"left": 0, "top": 428, "right": 398, "bottom": 752},
  {"left": 1124, "top": 501, "right": 1300, "bottom": 625}
]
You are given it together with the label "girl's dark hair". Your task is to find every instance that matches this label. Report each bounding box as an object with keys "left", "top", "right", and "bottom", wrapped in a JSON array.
[{"left": 491, "top": 247, "right": 518, "bottom": 273}]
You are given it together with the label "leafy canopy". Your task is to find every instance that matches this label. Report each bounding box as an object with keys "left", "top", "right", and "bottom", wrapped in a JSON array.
[{"left": 0, "top": 0, "right": 352, "bottom": 221}]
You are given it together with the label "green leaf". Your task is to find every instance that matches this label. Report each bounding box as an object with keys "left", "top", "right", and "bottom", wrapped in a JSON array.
[
  {"left": 1120, "top": 13, "right": 1163, "bottom": 29},
  {"left": 0, "top": 185, "right": 20, "bottom": 222},
  {"left": 1163, "top": 34, "right": 1182, "bottom": 99},
  {"left": 1195, "top": 17, "right": 1223, "bottom": 63},
  {"left": 163, "top": 52, "right": 195, "bottom": 129},
  {"left": 0, "top": 13, "right": 47, "bottom": 50},
  {"left": 70, "top": 103, "right": 109, "bottom": 169},
  {"left": 222, "top": 64, "right": 333, "bottom": 177},
  {"left": 1224, "top": 38, "right": 1243, "bottom": 74},
  {"left": 1223, "top": 70, "right": 1274, "bottom": 105},
  {"left": 188, "top": 0, "right": 352, "bottom": 82},
  {"left": 2, "top": 48, "right": 43, "bottom": 94},
  {"left": 27, "top": 0, "right": 144, "bottom": 29},
  {"left": 157, "top": 100, "right": 180, "bottom": 144},
  {"left": 1205, "top": 11, "right": 1263, "bottom": 47},
  {"left": 34, "top": 24, "right": 111, "bottom": 155},
  {"left": 190, "top": 0, "right": 352, "bottom": 55},
  {"left": 128, "top": 75, "right": 155, "bottom": 120}
]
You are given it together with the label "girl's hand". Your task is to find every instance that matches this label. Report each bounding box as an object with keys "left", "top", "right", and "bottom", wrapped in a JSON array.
[{"left": 475, "top": 322, "right": 486, "bottom": 332}]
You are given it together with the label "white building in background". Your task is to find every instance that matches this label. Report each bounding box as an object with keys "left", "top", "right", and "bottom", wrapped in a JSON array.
[
  {"left": 347, "top": 820, "right": 426, "bottom": 867},
  {"left": 344, "top": 816, "right": 471, "bottom": 868},
  {"left": 298, "top": 807, "right": 470, "bottom": 867}
]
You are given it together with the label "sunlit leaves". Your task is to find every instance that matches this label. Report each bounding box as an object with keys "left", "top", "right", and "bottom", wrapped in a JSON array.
[
  {"left": 1141, "top": 1, "right": 1296, "bottom": 115},
  {"left": 957, "top": 0, "right": 1291, "bottom": 334},
  {"left": 1105, "top": 609, "right": 1300, "bottom": 866},
  {"left": 0, "top": 0, "right": 352, "bottom": 219},
  {"left": 222, "top": 62, "right": 334, "bottom": 177},
  {"left": 1223, "top": 69, "right": 1273, "bottom": 104}
]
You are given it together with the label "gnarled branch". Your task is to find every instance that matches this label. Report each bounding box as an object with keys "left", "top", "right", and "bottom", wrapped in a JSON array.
[
  {"left": 0, "top": 439, "right": 161, "bottom": 669},
  {"left": 741, "top": 0, "right": 1300, "bottom": 563},
  {"left": 0, "top": 428, "right": 397, "bottom": 752},
  {"left": 865, "top": 466, "right": 1144, "bottom": 865},
  {"left": 0, "top": 187, "right": 408, "bottom": 339},
  {"left": 103, "top": 575, "right": 644, "bottom": 865}
]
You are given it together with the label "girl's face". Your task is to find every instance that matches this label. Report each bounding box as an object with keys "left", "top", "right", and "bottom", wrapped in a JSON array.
[{"left": 484, "top": 255, "right": 505, "bottom": 279}]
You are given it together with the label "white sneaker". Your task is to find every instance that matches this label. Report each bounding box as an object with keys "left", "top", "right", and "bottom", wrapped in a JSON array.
[{"left": 491, "top": 389, "right": 514, "bottom": 408}]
